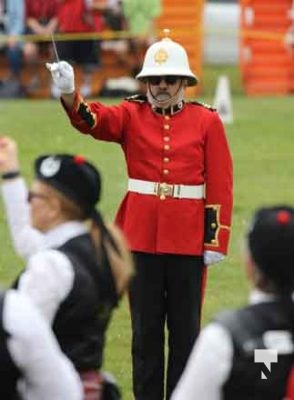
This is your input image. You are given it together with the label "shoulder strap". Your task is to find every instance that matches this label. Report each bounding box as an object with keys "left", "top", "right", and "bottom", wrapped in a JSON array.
[
  {"left": 188, "top": 100, "right": 216, "bottom": 111},
  {"left": 124, "top": 94, "right": 147, "bottom": 103},
  {"left": 215, "top": 305, "right": 267, "bottom": 354}
]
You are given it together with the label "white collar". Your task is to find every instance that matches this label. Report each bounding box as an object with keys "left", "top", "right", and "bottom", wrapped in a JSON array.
[
  {"left": 43, "top": 221, "right": 88, "bottom": 249},
  {"left": 249, "top": 288, "right": 276, "bottom": 305}
]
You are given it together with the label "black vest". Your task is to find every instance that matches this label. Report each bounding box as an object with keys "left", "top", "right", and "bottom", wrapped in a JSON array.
[
  {"left": 216, "top": 301, "right": 294, "bottom": 399},
  {"left": 0, "top": 293, "right": 21, "bottom": 399},
  {"left": 52, "top": 234, "right": 118, "bottom": 372}
]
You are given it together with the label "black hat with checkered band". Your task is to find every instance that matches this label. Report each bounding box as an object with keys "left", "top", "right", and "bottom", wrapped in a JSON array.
[{"left": 34, "top": 154, "right": 101, "bottom": 216}]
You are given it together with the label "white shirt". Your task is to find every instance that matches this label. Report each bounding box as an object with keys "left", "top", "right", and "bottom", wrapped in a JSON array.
[
  {"left": 4, "top": 289, "right": 83, "bottom": 400},
  {"left": 171, "top": 290, "right": 275, "bottom": 400},
  {"left": 2, "top": 178, "right": 88, "bottom": 322}
]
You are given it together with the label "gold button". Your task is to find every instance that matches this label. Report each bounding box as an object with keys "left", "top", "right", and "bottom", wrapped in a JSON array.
[
  {"left": 163, "top": 169, "right": 169, "bottom": 175},
  {"left": 163, "top": 124, "right": 170, "bottom": 130},
  {"left": 164, "top": 144, "right": 170, "bottom": 151},
  {"left": 164, "top": 115, "right": 170, "bottom": 120},
  {"left": 211, "top": 223, "right": 217, "bottom": 228},
  {"left": 163, "top": 157, "right": 170, "bottom": 163},
  {"left": 163, "top": 136, "right": 170, "bottom": 142}
]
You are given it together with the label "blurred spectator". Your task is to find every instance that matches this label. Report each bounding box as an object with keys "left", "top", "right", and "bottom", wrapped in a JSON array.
[
  {"left": 0, "top": 135, "right": 134, "bottom": 399},
  {"left": 121, "top": 0, "right": 161, "bottom": 76},
  {"left": 171, "top": 206, "right": 294, "bottom": 399},
  {"left": 101, "top": 0, "right": 161, "bottom": 96},
  {"left": 0, "top": 0, "right": 26, "bottom": 98},
  {"left": 99, "top": 0, "right": 146, "bottom": 97},
  {"left": 90, "top": 0, "right": 108, "bottom": 31},
  {"left": 102, "top": 0, "right": 127, "bottom": 56},
  {"left": 104, "top": 0, "right": 125, "bottom": 31},
  {"left": 55, "top": 0, "right": 107, "bottom": 98},
  {"left": 24, "top": 0, "right": 59, "bottom": 93},
  {"left": 121, "top": 0, "right": 161, "bottom": 38}
]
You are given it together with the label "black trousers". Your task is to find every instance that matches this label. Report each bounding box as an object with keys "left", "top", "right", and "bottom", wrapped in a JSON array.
[{"left": 129, "top": 252, "right": 205, "bottom": 400}]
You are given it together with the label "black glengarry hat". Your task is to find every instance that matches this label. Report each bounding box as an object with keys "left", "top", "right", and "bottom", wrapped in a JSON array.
[
  {"left": 34, "top": 154, "right": 101, "bottom": 215},
  {"left": 247, "top": 205, "right": 294, "bottom": 290}
]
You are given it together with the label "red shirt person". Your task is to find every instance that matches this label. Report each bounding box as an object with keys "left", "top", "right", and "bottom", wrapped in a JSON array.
[
  {"left": 25, "top": 0, "right": 58, "bottom": 27},
  {"left": 57, "top": 0, "right": 105, "bottom": 33},
  {"left": 46, "top": 31, "right": 233, "bottom": 400},
  {"left": 24, "top": 0, "right": 58, "bottom": 91},
  {"left": 54, "top": 0, "right": 106, "bottom": 98}
]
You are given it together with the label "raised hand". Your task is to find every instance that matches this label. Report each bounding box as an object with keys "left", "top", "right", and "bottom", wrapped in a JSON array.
[
  {"left": 46, "top": 61, "right": 75, "bottom": 94},
  {"left": 0, "top": 136, "right": 19, "bottom": 173}
]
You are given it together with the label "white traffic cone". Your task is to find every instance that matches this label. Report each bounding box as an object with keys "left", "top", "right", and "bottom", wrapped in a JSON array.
[{"left": 213, "top": 75, "right": 233, "bottom": 124}]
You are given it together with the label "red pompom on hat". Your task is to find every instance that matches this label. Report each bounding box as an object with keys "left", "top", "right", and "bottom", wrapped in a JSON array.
[
  {"left": 73, "top": 155, "right": 85, "bottom": 165},
  {"left": 276, "top": 210, "right": 291, "bottom": 225},
  {"left": 247, "top": 206, "right": 294, "bottom": 290}
]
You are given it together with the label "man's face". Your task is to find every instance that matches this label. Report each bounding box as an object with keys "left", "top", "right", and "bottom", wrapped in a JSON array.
[{"left": 147, "top": 76, "right": 183, "bottom": 104}]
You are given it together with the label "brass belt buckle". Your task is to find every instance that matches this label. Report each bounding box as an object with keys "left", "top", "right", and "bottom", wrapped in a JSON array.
[{"left": 156, "top": 182, "right": 174, "bottom": 200}]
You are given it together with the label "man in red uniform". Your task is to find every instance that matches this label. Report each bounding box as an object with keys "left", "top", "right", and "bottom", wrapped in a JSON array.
[{"left": 46, "top": 30, "right": 233, "bottom": 400}]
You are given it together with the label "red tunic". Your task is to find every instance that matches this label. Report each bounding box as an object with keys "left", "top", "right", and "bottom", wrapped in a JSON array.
[
  {"left": 57, "top": 0, "right": 105, "bottom": 33},
  {"left": 26, "top": 0, "right": 58, "bottom": 21},
  {"left": 63, "top": 94, "right": 233, "bottom": 256}
]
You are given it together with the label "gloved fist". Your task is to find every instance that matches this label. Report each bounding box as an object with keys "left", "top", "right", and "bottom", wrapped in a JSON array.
[
  {"left": 0, "top": 136, "right": 19, "bottom": 173},
  {"left": 46, "top": 61, "right": 75, "bottom": 94},
  {"left": 204, "top": 250, "right": 225, "bottom": 266}
]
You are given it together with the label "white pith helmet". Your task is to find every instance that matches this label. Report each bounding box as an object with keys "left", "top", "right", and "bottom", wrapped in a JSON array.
[{"left": 136, "top": 29, "right": 198, "bottom": 86}]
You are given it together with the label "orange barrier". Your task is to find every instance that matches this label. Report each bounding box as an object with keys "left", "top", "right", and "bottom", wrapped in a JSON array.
[
  {"left": 240, "top": 0, "right": 294, "bottom": 95},
  {"left": 155, "top": 0, "right": 205, "bottom": 98}
]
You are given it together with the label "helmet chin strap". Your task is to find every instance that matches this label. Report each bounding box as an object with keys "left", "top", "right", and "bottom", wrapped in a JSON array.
[{"left": 147, "top": 81, "right": 185, "bottom": 109}]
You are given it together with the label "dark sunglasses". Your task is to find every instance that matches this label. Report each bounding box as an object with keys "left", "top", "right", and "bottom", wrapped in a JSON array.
[
  {"left": 27, "top": 190, "right": 49, "bottom": 203},
  {"left": 148, "top": 76, "right": 179, "bottom": 85}
]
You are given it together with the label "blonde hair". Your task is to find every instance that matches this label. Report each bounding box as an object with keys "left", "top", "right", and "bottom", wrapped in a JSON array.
[
  {"left": 90, "top": 221, "right": 135, "bottom": 296},
  {"left": 44, "top": 183, "right": 135, "bottom": 297}
]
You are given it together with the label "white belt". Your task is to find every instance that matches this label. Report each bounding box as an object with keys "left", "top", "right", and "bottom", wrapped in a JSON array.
[{"left": 128, "top": 178, "right": 205, "bottom": 199}]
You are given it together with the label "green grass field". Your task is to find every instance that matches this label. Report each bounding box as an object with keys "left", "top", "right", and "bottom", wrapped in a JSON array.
[{"left": 0, "top": 69, "right": 294, "bottom": 397}]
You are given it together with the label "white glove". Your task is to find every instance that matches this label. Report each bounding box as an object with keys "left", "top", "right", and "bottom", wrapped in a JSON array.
[
  {"left": 46, "top": 61, "right": 75, "bottom": 94},
  {"left": 204, "top": 250, "right": 225, "bottom": 266}
]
